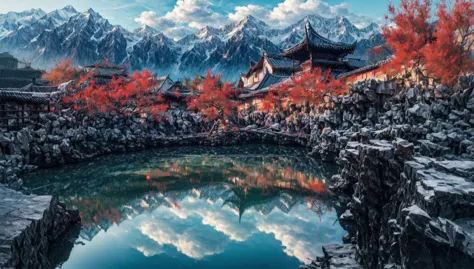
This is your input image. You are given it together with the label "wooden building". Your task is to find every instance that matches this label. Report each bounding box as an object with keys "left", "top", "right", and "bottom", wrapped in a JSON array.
[
  {"left": 153, "top": 74, "right": 174, "bottom": 94},
  {"left": 281, "top": 21, "right": 357, "bottom": 75},
  {"left": 0, "top": 85, "right": 58, "bottom": 131},
  {"left": 238, "top": 21, "right": 362, "bottom": 93},
  {"left": 83, "top": 61, "right": 128, "bottom": 85},
  {"left": 238, "top": 54, "right": 299, "bottom": 88},
  {"left": 0, "top": 52, "right": 44, "bottom": 88}
]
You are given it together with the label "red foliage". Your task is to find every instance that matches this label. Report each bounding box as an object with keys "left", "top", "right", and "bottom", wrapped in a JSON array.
[
  {"left": 187, "top": 70, "right": 238, "bottom": 122},
  {"left": 383, "top": 0, "right": 474, "bottom": 84},
  {"left": 261, "top": 68, "right": 344, "bottom": 110},
  {"left": 383, "top": 0, "right": 432, "bottom": 75},
  {"left": 63, "top": 68, "right": 169, "bottom": 118},
  {"left": 289, "top": 68, "right": 345, "bottom": 104},
  {"left": 43, "top": 59, "right": 81, "bottom": 86},
  {"left": 262, "top": 81, "right": 291, "bottom": 111},
  {"left": 423, "top": 0, "right": 474, "bottom": 84}
]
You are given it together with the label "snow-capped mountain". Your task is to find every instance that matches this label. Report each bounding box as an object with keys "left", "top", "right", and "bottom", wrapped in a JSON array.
[
  {"left": 0, "top": 8, "right": 46, "bottom": 38},
  {"left": 0, "top": 6, "right": 385, "bottom": 81}
]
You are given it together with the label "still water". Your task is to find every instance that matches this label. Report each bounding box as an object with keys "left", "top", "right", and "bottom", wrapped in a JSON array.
[{"left": 23, "top": 145, "right": 345, "bottom": 269}]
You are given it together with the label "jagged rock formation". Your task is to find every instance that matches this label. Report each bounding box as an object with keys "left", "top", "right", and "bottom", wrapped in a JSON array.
[
  {"left": 0, "top": 186, "right": 79, "bottom": 268},
  {"left": 300, "top": 76, "right": 474, "bottom": 269},
  {"left": 0, "top": 108, "right": 310, "bottom": 188}
]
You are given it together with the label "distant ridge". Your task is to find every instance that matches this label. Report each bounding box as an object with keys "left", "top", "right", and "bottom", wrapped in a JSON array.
[{"left": 0, "top": 7, "right": 385, "bottom": 81}]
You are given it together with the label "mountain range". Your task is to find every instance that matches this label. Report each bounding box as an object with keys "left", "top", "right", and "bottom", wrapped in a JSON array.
[{"left": 0, "top": 6, "right": 385, "bottom": 82}]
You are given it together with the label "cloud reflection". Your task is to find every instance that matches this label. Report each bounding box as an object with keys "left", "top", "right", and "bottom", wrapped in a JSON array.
[{"left": 118, "top": 189, "right": 345, "bottom": 263}]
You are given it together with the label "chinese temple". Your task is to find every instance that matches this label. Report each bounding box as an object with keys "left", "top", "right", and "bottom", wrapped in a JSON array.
[
  {"left": 83, "top": 61, "right": 128, "bottom": 85},
  {"left": 238, "top": 21, "right": 368, "bottom": 92},
  {"left": 0, "top": 52, "right": 44, "bottom": 88}
]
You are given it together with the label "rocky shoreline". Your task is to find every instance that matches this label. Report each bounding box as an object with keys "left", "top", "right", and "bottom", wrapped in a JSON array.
[
  {"left": 1, "top": 75, "right": 474, "bottom": 268},
  {"left": 302, "top": 76, "right": 474, "bottom": 269},
  {"left": 0, "top": 186, "right": 80, "bottom": 268}
]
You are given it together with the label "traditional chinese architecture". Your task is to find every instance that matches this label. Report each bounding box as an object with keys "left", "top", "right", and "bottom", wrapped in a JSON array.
[
  {"left": 153, "top": 74, "right": 174, "bottom": 93},
  {"left": 238, "top": 53, "right": 299, "bottom": 89},
  {"left": 83, "top": 61, "right": 128, "bottom": 85},
  {"left": 0, "top": 52, "right": 44, "bottom": 88},
  {"left": 0, "top": 84, "right": 58, "bottom": 130},
  {"left": 238, "top": 21, "right": 362, "bottom": 93},
  {"left": 281, "top": 21, "right": 357, "bottom": 75},
  {"left": 338, "top": 59, "right": 390, "bottom": 85}
]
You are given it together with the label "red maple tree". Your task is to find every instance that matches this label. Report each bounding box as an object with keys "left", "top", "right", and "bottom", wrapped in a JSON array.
[
  {"left": 382, "top": 0, "right": 432, "bottom": 76},
  {"left": 62, "top": 67, "right": 169, "bottom": 118},
  {"left": 383, "top": 0, "right": 474, "bottom": 84},
  {"left": 289, "top": 68, "right": 345, "bottom": 105},
  {"left": 423, "top": 0, "right": 474, "bottom": 85},
  {"left": 261, "top": 81, "right": 291, "bottom": 111},
  {"left": 43, "top": 59, "right": 82, "bottom": 86},
  {"left": 261, "top": 68, "right": 344, "bottom": 110},
  {"left": 187, "top": 70, "right": 238, "bottom": 134}
]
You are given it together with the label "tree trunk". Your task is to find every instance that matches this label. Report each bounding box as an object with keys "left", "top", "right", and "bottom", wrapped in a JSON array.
[{"left": 208, "top": 119, "right": 220, "bottom": 137}]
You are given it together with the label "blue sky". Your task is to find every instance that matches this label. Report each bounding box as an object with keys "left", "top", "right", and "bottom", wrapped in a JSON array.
[{"left": 0, "top": 0, "right": 399, "bottom": 38}]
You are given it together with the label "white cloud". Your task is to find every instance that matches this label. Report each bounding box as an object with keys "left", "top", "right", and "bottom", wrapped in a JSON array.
[
  {"left": 228, "top": 4, "right": 271, "bottom": 22},
  {"left": 229, "top": 0, "right": 374, "bottom": 28},
  {"left": 134, "top": 0, "right": 376, "bottom": 40},
  {"left": 134, "top": 0, "right": 228, "bottom": 39}
]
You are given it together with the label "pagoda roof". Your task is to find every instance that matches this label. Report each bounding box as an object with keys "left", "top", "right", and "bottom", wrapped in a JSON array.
[
  {"left": 337, "top": 58, "right": 390, "bottom": 79},
  {"left": 282, "top": 21, "right": 356, "bottom": 56},
  {"left": 0, "top": 89, "right": 51, "bottom": 104},
  {"left": 343, "top": 57, "right": 370, "bottom": 70},
  {"left": 84, "top": 61, "right": 128, "bottom": 78},
  {"left": 20, "top": 84, "right": 59, "bottom": 93},
  {"left": 153, "top": 73, "right": 174, "bottom": 93},
  {"left": 243, "top": 72, "right": 290, "bottom": 95},
  {"left": 265, "top": 53, "right": 300, "bottom": 70},
  {"left": 243, "top": 53, "right": 299, "bottom": 78}
]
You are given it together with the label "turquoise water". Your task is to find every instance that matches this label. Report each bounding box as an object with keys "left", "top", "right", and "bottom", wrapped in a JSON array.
[{"left": 23, "top": 145, "right": 345, "bottom": 269}]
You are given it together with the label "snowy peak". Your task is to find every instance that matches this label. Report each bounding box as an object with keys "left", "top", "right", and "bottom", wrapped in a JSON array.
[
  {"left": 0, "top": 5, "right": 385, "bottom": 82},
  {"left": 225, "top": 15, "right": 269, "bottom": 39},
  {"left": 40, "top": 6, "right": 79, "bottom": 27},
  {"left": 83, "top": 8, "right": 101, "bottom": 19},
  {"left": 0, "top": 8, "right": 46, "bottom": 25},
  {"left": 133, "top": 25, "right": 159, "bottom": 38},
  {"left": 0, "top": 8, "right": 46, "bottom": 36},
  {"left": 197, "top": 26, "right": 221, "bottom": 40},
  {"left": 62, "top": 5, "right": 77, "bottom": 13}
]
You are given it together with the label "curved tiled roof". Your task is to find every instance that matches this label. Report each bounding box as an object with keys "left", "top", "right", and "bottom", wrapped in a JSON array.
[
  {"left": 337, "top": 59, "right": 390, "bottom": 79},
  {"left": 266, "top": 54, "right": 300, "bottom": 70},
  {"left": 283, "top": 21, "right": 356, "bottom": 56},
  {"left": 0, "top": 90, "right": 50, "bottom": 104},
  {"left": 344, "top": 58, "right": 370, "bottom": 69},
  {"left": 84, "top": 61, "right": 128, "bottom": 78},
  {"left": 20, "top": 84, "right": 59, "bottom": 93},
  {"left": 244, "top": 72, "right": 290, "bottom": 93}
]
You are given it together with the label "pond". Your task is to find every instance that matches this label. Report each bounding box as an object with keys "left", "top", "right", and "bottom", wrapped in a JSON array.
[{"left": 23, "top": 145, "right": 345, "bottom": 269}]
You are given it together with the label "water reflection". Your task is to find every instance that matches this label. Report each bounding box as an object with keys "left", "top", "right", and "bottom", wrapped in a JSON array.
[{"left": 24, "top": 145, "right": 344, "bottom": 269}]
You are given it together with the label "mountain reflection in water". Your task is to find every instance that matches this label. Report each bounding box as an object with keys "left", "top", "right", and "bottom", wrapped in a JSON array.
[{"left": 24, "top": 145, "right": 345, "bottom": 269}]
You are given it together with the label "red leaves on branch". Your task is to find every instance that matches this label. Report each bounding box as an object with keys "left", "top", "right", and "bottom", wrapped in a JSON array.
[
  {"left": 261, "top": 68, "right": 345, "bottom": 110},
  {"left": 187, "top": 70, "right": 238, "bottom": 122},
  {"left": 423, "top": 0, "right": 474, "bottom": 85},
  {"left": 383, "top": 0, "right": 432, "bottom": 75},
  {"left": 290, "top": 68, "right": 345, "bottom": 104},
  {"left": 43, "top": 59, "right": 80, "bottom": 86},
  {"left": 262, "top": 81, "right": 291, "bottom": 111},
  {"left": 383, "top": 0, "right": 474, "bottom": 85},
  {"left": 59, "top": 61, "right": 169, "bottom": 117}
]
